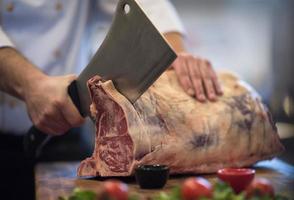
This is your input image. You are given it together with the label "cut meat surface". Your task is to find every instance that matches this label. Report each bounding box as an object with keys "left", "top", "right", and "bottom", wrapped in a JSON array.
[{"left": 78, "top": 71, "right": 284, "bottom": 177}]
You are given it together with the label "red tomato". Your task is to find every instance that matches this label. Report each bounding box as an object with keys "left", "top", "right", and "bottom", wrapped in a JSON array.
[
  {"left": 181, "top": 177, "right": 213, "bottom": 200},
  {"left": 103, "top": 180, "right": 129, "bottom": 200},
  {"left": 245, "top": 178, "right": 275, "bottom": 198}
]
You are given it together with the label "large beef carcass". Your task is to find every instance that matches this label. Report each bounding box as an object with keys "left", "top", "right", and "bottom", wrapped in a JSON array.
[{"left": 78, "top": 70, "right": 284, "bottom": 177}]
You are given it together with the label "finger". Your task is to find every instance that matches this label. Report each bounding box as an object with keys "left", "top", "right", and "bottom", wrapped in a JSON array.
[
  {"left": 57, "top": 74, "right": 85, "bottom": 127},
  {"left": 204, "top": 78, "right": 217, "bottom": 101},
  {"left": 37, "top": 126, "right": 57, "bottom": 135},
  {"left": 187, "top": 58, "right": 206, "bottom": 102},
  {"left": 212, "top": 77, "right": 223, "bottom": 95},
  {"left": 199, "top": 59, "right": 217, "bottom": 101},
  {"left": 173, "top": 57, "right": 194, "bottom": 96},
  {"left": 205, "top": 62, "right": 223, "bottom": 95},
  {"left": 65, "top": 74, "right": 78, "bottom": 83},
  {"left": 35, "top": 119, "right": 67, "bottom": 135},
  {"left": 50, "top": 116, "right": 71, "bottom": 134},
  {"left": 60, "top": 96, "right": 85, "bottom": 127},
  {"left": 31, "top": 107, "right": 70, "bottom": 135},
  {"left": 56, "top": 108, "right": 72, "bottom": 131},
  {"left": 46, "top": 105, "right": 72, "bottom": 132}
]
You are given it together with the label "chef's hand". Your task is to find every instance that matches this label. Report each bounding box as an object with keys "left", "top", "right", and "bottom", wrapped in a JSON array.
[
  {"left": 171, "top": 52, "right": 223, "bottom": 102},
  {"left": 24, "top": 74, "right": 85, "bottom": 135}
]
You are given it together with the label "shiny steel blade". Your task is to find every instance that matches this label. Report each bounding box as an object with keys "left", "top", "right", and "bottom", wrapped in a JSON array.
[{"left": 76, "top": 0, "right": 176, "bottom": 117}]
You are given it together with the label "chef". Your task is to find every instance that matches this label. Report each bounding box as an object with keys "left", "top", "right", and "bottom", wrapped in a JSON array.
[{"left": 0, "top": 0, "right": 222, "bottom": 199}]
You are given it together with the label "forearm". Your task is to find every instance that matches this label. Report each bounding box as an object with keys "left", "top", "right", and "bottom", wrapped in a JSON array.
[
  {"left": 163, "top": 32, "right": 186, "bottom": 53},
  {"left": 0, "top": 47, "right": 46, "bottom": 100}
]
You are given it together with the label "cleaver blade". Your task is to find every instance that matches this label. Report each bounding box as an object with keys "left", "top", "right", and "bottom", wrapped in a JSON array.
[{"left": 70, "top": 0, "right": 177, "bottom": 117}]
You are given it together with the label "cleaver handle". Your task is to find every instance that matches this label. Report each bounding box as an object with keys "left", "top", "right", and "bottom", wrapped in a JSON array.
[
  {"left": 67, "top": 80, "right": 84, "bottom": 117},
  {"left": 24, "top": 80, "right": 82, "bottom": 158}
]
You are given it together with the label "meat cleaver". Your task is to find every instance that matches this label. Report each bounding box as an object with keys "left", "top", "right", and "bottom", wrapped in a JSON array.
[{"left": 24, "top": 0, "right": 177, "bottom": 158}]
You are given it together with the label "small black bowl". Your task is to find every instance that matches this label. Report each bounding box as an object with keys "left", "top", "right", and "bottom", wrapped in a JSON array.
[{"left": 135, "top": 165, "right": 170, "bottom": 189}]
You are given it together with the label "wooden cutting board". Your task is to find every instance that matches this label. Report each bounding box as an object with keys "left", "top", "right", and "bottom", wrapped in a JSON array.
[{"left": 35, "top": 159, "right": 294, "bottom": 200}]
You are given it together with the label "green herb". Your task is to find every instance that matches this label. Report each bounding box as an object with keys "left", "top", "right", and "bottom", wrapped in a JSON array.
[
  {"left": 274, "top": 195, "right": 290, "bottom": 200},
  {"left": 58, "top": 188, "right": 140, "bottom": 200},
  {"left": 58, "top": 188, "right": 96, "bottom": 200},
  {"left": 170, "top": 186, "right": 182, "bottom": 200},
  {"left": 153, "top": 192, "right": 172, "bottom": 200},
  {"left": 152, "top": 186, "right": 181, "bottom": 200},
  {"left": 212, "top": 182, "right": 245, "bottom": 200},
  {"left": 128, "top": 194, "right": 140, "bottom": 200}
]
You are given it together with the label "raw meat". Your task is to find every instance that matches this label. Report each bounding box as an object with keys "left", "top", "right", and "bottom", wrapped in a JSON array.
[{"left": 78, "top": 70, "right": 284, "bottom": 177}]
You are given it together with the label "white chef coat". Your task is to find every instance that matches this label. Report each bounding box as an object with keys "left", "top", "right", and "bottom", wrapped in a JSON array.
[{"left": 0, "top": 0, "right": 184, "bottom": 134}]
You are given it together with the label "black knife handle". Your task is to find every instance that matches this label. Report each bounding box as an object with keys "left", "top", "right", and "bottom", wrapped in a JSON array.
[{"left": 68, "top": 80, "right": 83, "bottom": 116}]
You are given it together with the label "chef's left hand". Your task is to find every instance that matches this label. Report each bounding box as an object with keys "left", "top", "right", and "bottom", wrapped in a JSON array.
[{"left": 171, "top": 52, "right": 223, "bottom": 102}]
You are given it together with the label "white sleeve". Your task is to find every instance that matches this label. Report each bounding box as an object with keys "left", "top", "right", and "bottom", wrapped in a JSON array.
[
  {"left": 137, "top": 0, "right": 186, "bottom": 35},
  {"left": 0, "top": 27, "right": 15, "bottom": 48}
]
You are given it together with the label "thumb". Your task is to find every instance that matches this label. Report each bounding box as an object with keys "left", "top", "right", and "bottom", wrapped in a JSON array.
[{"left": 65, "top": 74, "right": 78, "bottom": 83}]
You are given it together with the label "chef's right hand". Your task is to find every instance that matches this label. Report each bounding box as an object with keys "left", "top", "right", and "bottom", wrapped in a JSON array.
[{"left": 24, "top": 74, "right": 85, "bottom": 135}]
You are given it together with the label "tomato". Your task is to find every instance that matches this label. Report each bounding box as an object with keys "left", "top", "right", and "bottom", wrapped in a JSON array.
[
  {"left": 181, "top": 177, "right": 213, "bottom": 200},
  {"left": 103, "top": 180, "right": 129, "bottom": 200},
  {"left": 245, "top": 178, "right": 275, "bottom": 198}
]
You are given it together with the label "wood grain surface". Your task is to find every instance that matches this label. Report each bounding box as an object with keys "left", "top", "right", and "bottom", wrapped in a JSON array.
[{"left": 35, "top": 159, "right": 294, "bottom": 200}]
